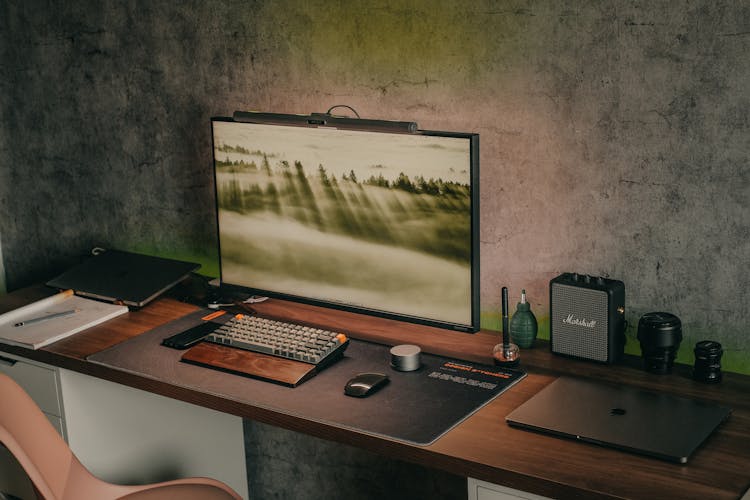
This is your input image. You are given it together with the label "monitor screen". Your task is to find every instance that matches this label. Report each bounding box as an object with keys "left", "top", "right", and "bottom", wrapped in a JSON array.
[{"left": 211, "top": 115, "right": 479, "bottom": 332}]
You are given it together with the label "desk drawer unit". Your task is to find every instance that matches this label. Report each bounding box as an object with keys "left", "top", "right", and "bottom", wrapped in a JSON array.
[
  {"left": 0, "top": 352, "right": 67, "bottom": 499},
  {"left": 0, "top": 352, "right": 63, "bottom": 417}
]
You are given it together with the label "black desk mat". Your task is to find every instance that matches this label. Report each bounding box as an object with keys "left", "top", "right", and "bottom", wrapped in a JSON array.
[{"left": 88, "top": 310, "right": 525, "bottom": 445}]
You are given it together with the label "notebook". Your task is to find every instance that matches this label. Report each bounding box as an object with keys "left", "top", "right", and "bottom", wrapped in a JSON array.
[
  {"left": 46, "top": 250, "right": 200, "bottom": 307},
  {"left": 506, "top": 376, "right": 731, "bottom": 463},
  {"left": 0, "top": 290, "right": 128, "bottom": 349}
]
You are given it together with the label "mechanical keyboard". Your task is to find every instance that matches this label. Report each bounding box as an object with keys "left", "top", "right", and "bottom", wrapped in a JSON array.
[{"left": 204, "top": 314, "right": 349, "bottom": 366}]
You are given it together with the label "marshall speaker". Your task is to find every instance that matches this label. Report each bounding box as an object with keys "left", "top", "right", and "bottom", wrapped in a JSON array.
[{"left": 550, "top": 273, "right": 625, "bottom": 364}]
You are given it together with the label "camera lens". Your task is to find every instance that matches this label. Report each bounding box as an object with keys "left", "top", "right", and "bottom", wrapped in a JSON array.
[
  {"left": 637, "top": 312, "right": 682, "bottom": 374},
  {"left": 693, "top": 340, "right": 723, "bottom": 383}
]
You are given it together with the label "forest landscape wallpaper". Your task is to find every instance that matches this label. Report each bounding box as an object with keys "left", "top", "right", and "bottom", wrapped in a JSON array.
[{"left": 213, "top": 121, "right": 476, "bottom": 327}]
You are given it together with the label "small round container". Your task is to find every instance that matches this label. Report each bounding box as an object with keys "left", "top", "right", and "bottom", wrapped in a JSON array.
[{"left": 390, "top": 344, "right": 421, "bottom": 372}]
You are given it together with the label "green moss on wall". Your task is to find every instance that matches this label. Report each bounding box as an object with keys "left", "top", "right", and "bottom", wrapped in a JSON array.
[{"left": 250, "top": 0, "right": 540, "bottom": 91}]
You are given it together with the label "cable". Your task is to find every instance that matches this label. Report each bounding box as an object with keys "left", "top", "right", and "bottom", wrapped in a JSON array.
[
  {"left": 325, "top": 104, "right": 361, "bottom": 118},
  {"left": 207, "top": 295, "right": 268, "bottom": 309}
]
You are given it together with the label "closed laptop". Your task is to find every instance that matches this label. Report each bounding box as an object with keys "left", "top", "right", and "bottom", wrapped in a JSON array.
[
  {"left": 47, "top": 249, "right": 200, "bottom": 308},
  {"left": 506, "top": 376, "right": 731, "bottom": 463}
]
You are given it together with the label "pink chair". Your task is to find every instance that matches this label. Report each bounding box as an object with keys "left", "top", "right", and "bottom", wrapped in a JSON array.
[{"left": 0, "top": 373, "right": 243, "bottom": 499}]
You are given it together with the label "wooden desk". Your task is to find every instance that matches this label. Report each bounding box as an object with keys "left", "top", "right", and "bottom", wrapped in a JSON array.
[{"left": 1, "top": 288, "right": 749, "bottom": 500}]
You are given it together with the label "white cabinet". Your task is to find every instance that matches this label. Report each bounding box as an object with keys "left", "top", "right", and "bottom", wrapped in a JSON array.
[
  {"left": 469, "top": 478, "right": 553, "bottom": 500},
  {"left": 59, "top": 368, "right": 249, "bottom": 499},
  {"left": 0, "top": 352, "right": 66, "bottom": 499}
]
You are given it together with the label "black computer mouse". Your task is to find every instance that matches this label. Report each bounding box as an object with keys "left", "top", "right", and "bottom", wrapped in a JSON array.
[{"left": 344, "top": 372, "right": 390, "bottom": 398}]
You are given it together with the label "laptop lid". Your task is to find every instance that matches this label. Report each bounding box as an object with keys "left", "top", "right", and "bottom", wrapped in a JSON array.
[
  {"left": 506, "top": 376, "right": 731, "bottom": 463},
  {"left": 46, "top": 250, "right": 200, "bottom": 308}
]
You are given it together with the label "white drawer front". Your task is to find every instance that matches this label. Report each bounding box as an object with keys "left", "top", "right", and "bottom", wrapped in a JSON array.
[{"left": 0, "top": 353, "right": 62, "bottom": 416}]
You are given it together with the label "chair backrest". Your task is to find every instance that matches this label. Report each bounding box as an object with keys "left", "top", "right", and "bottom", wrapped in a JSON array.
[
  {"left": 1, "top": 373, "right": 244, "bottom": 500},
  {"left": 0, "top": 373, "right": 76, "bottom": 499}
]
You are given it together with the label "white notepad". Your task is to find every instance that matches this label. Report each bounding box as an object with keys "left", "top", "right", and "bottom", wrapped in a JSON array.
[{"left": 0, "top": 290, "right": 128, "bottom": 349}]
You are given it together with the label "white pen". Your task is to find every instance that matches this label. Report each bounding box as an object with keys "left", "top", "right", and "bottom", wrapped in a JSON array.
[{"left": 14, "top": 309, "right": 80, "bottom": 327}]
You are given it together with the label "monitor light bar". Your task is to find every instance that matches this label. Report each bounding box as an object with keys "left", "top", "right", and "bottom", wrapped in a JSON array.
[{"left": 232, "top": 110, "right": 418, "bottom": 134}]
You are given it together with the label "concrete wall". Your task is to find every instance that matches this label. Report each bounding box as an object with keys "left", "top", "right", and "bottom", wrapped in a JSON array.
[
  {"left": 244, "top": 420, "right": 465, "bottom": 500},
  {"left": 0, "top": 234, "right": 5, "bottom": 294},
  {"left": 1, "top": 2, "right": 747, "bottom": 498},
  {"left": 2, "top": 0, "right": 746, "bottom": 372}
]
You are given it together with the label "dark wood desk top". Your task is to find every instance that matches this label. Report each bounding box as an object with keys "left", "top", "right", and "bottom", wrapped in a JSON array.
[{"left": 2, "top": 288, "right": 749, "bottom": 500}]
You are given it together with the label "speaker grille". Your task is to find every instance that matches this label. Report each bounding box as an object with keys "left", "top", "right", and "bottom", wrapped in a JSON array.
[{"left": 551, "top": 283, "right": 609, "bottom": 362}]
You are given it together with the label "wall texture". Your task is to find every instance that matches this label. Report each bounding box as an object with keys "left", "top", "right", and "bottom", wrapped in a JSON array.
[
  {"left": 1, "top": 0, "right": 747, "bottom": 371},
  {"left": 244, "top": 420, "right": 465, "bottom": 500},
  {"left": 1, "top": 1, "right": 748, "bottom": 497},
  {"left": 0, "top": 232, "right": 6, "bottom": 293}
]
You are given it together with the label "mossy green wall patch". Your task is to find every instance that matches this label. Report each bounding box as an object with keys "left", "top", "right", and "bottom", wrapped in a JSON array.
[{"left": 248, "top": 0, "right": 544, "bottom": 93}]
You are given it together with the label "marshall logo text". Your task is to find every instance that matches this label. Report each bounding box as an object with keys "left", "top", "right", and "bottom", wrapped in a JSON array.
[{"left": 563, "top": 314, "right": 597, "bottom": 328}]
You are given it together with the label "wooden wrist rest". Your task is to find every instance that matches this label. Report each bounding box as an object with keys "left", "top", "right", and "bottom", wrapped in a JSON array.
[{"left": 181, "top": 342, "right": 317, "bottom": 387}]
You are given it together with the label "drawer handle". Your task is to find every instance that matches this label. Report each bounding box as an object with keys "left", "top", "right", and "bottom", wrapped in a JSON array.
[{"left": 0, "top": 355, "right": 18, "bottom": 367}]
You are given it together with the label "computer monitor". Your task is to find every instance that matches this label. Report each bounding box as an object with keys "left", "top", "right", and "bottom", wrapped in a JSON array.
[{"left": 211, "top": 113, "right": 480, "bottom": 332}]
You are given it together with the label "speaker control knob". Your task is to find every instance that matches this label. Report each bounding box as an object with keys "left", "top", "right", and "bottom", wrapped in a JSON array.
[
  {"left": 571, "top": 273, "right": 579, "bottom": 282},
  {"left": 584, "top": 275, "right": 591, "bottom": 283},
  {"left": 597, "top": 276, "right": 605, "bottom": 285}
]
